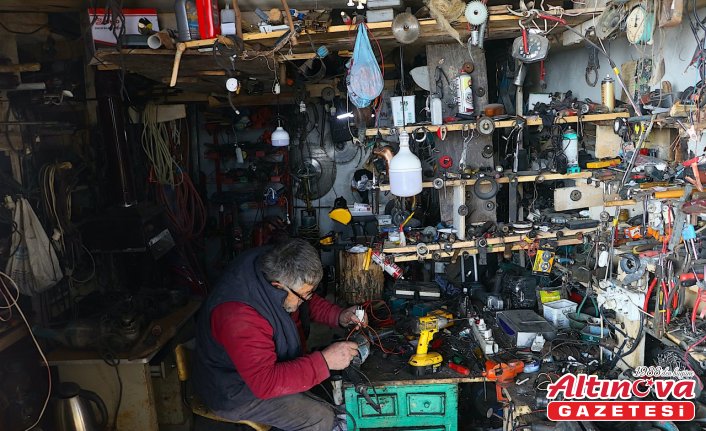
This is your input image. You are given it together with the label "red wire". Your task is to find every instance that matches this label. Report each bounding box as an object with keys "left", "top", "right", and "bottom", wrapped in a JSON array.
[
  {"left": 684, "top": 332, "right": 706, "bottom": 390},
  {"left": 156, "top": 172, "right": 206, "bottom": 241},
  {"left": 363, "top": 300, "right": 395, "bottom": 327}
]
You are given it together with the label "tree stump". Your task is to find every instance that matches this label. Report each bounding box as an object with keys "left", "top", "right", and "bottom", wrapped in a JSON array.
[{"left": 338, "top": 249, "right": 384, "bottom": 305}]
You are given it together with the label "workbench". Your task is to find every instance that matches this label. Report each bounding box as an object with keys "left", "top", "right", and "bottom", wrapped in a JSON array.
[
  {"left": 345, "top": 349, "right": 484, "bottom": 430},
  {"left": 47, "top": 299, "right": 201, "bottom": 431}
]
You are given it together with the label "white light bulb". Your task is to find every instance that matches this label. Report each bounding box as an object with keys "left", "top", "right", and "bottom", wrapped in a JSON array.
[
  {"left": 389, "top": 131, "right": 423, "bottom": 197},
  {"left": 271, "top": 126, "right": 290, "bottom": 147}
]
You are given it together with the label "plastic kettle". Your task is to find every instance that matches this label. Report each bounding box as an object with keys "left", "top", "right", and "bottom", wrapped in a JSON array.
[{"left": 53, "top": 382, "right": 108, "bottom": 431}]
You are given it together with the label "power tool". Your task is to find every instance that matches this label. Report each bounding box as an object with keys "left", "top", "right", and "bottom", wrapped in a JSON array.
[
  {"left": 483, "top": 359, "right": 525, "bottom": 401},
  {"left": 409, "top": 315, "right": 450, "bottom": 375}
]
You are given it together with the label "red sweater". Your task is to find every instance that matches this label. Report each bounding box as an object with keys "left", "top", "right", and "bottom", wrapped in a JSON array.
[{"left": 211, "top": 294, "right": 343, "bottom": 399}]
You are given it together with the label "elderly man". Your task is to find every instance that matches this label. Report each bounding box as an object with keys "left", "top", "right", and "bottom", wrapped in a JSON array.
[{"left": 193, "top": 238, "right": 366, "bottom": 431}]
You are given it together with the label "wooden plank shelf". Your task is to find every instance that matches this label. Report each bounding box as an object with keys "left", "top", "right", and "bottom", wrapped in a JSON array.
[
  {"left": 378, "top": 170, "right": 592, "bottom": 192},
  {"left": 366, "top": 112, "right": 630, "bottom": 137},
  {"left": 185, "top": 7, "right": 602, "bottom": 50},
  {"left": 93, "top": 7, "right": 604, "bottom": 94},
  {"left": 383, "top": 227, "right": 594, "bottom": 257},
  {"left": 390, "top": 235, "right": 586, "bottom": 262},
  {"left": 0, "top": 325, "right": 28, "bottom": 353}
]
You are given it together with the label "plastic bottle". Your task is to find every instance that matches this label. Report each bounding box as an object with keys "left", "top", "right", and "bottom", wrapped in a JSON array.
[
  {"left": 197, "top": 0, "right": 220, "bottom": 39},
  {"left": 562, "top": 127, "right": 580, "bottom": 173},
  {"left": 221, "top": 0, "right": 236, "bottom": 35},
  {"left": 389, "top": 131, "right": 423, "bottom": 197},
  {"left": 175, "top": 0, "right": 199, "bottom": 41}
]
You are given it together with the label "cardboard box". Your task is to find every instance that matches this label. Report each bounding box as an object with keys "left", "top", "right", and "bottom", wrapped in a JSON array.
[
  {"left": 366, "top": 8, "right": 395, "bottom": 23},
  {"left": 88, "top": 8, "right": 159, "bottom": 46}
]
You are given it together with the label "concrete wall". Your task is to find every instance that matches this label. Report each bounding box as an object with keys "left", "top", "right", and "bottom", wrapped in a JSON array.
[{"left": 535, "top": 9, "right": 705, "bottom": 100}]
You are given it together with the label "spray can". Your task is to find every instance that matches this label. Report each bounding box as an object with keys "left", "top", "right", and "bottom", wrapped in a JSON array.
[
  {"left": 196, "top": 0, "right": 220, "bottom": 39},
  {"left": 175, "top": 0, "right": 199, "bottom": 41},
  {"left": 431, "top": 97, "right": 443, "bottom": 125},
  {"left": 371, "top": 251, "right": 404, "bottom": 279},
  {"left": 456, "top": 72, "right": 474, "bottom": 114},
  {"left": 601, "top": 76, "right": 615, "bottom": 112},
  {"left": 562, "top": 127, "right": 580, "bottom": 173}
]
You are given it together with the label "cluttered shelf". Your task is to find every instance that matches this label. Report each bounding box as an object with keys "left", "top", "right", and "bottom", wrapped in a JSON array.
[
  {"left": 46, "top": 299, "right": 201, "bottom": 365},
  {"left": 383, "top": 227, "right": 594, "bottom": 257},
  {"left": 366, "top": 112, "right": 630, "bottom": 137},
  {"left": 92, "top": 7, "right": 603, "bottom": 94},
  {"left": 378, "top": 171, "right": 592, "bottom": 192}
]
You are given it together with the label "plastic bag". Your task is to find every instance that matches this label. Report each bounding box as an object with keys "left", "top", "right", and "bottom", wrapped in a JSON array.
[
  {"left": 347, "top": 24, "right": 384, "bottom": 108},
  {"left": 5, "top": 197, "right": 63, "bottom": 295}
]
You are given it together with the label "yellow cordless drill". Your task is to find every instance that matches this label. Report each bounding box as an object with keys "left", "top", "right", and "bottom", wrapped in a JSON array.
[{"left": 409, "top": 315, "right": 450, "bottom": 376}]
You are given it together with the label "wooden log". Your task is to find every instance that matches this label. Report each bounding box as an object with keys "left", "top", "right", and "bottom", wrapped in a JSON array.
[{"left": 338, "top": 249, "right": 384, "bottom": 305}]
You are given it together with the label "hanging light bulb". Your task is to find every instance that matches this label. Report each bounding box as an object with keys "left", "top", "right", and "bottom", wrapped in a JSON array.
[
  {"left": 271, "top": 120, "right": 290, "bottom": 147},
  {"left": 389, "top": 130, "right": 422, "bottom": 197}
]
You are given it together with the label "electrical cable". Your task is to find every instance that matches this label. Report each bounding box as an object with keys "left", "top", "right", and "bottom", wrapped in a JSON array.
[
  {"left": 683, "top": 332, "right": 706, "bottom": 389},
  {"left": 606, "top": 311, "right": 644, "bottom": 371},
  {"left": 0, "top": 271, "right": 51, "bottom": 431},
  {"left": 0, "top": 22, "right": 48, "bottom": 35},
  {"left": 142, "top": 104, "right": 181, "bottom": 186},
  {"left": 100, "top": 349, "right": 123, "bottom": 431}
]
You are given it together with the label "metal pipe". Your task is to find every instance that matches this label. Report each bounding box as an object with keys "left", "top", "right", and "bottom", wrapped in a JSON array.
[{"left": 473, "top": 254, "right": 479, "bottom": 282}]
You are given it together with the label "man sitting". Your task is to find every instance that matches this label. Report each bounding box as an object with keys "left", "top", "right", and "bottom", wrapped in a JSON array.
[{"left": 193, "top": 238, "right": 366, "bottom": 430}]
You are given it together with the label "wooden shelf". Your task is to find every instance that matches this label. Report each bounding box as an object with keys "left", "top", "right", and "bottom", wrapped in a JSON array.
[
  {"left": 367, "top": 113, "right": 630, "bottom": 137},
  {"left": 378, "top": 170, "right": 592, "bottom": 192},
  {"left": 188, "top": 7, "right": 602, "bottom": 51},
  {"left": 383, "top": 227, "right": 594, "bottom": 262},
  {"left": 0, "top": 325, "right": 28, "bottom": 353},
  {"left": 391, "top": 235, "right": 586, "bottom": 262},
  {"left": 93, "top": 7, "right": 604, "bottom": 94}
]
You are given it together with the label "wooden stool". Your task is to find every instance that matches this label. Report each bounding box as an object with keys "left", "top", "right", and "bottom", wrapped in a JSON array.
[{"left": 175, "top": 344, "right": 271, "bottom": 431}]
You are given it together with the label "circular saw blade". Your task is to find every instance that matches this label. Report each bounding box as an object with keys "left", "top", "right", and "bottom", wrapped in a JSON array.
[
  {"left": 392, "top": 12, "right": 421, "bottom": 44},
  {"left": 465, "top": 1, "right": 489, "bottom": 25},
  {"left": 595, "top": 5, "right": 622, "bottom": 40},
  {"left": 291, "top": 145, "right": 336, "bottom": 200}
]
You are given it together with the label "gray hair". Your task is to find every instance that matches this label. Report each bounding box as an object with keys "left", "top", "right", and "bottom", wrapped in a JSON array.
[{"left": 260, "top": 238, "right": 323, "bottom": 291}]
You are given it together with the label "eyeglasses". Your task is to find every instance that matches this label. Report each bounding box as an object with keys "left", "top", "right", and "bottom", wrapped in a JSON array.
[{"left": 284, "top": 285, "right": 314, "bottom": 302}]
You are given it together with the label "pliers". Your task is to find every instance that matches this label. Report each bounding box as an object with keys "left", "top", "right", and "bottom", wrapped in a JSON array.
[
  {"left": 644, "top": 276, "right": 670, "bottom": 324},
  {"left": 687, "top": 268, "right": 706, "bottom": 331}
]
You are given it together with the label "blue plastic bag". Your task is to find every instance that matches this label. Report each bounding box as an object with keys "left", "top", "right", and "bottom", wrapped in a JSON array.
[{"left": 346, "top": 24, "right": 384, "bottom": 108}]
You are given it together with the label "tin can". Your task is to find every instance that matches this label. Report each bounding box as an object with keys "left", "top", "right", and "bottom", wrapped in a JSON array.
[
  {"left": 371, "top": 251, "right": 404, "bottom": 279},
  {"left": 456, "top": 73, "right": 474, "bottom": 114}
]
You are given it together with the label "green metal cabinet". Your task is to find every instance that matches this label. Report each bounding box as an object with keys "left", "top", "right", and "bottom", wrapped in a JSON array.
[{"left": 344, "top": 383, "right": 458, "bottom": 431}]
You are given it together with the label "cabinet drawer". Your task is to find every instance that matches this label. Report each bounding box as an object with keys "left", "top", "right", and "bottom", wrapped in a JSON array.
[
  {"left": 359, "top": 428, "right": 447, "bottom": 431},
  {"left": 358, "top": 394, "right": 397, "bottom": 417},
  {"left": 407, "top": 393, "right": 446, "bottom": 415},
  {"left": 345, "top": 383, "right": 458, "bottom": 431}
]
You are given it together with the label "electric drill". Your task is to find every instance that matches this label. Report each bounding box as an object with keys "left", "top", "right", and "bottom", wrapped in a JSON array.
[{"left": 409, "top": 315, "right": 450, "bottom": 376}]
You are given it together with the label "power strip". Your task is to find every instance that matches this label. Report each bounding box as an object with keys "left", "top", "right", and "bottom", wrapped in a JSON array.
[{"left": 470, "top": 318, "right": 499, "bottom": 355}]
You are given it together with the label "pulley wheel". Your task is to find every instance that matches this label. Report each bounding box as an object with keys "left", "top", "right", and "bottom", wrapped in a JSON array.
[
  {"left": 439, "top": 155, "right": 453, "bottom": 169},
  {"left": 477, "top": 116, "right": 495, "bottom": 135}
]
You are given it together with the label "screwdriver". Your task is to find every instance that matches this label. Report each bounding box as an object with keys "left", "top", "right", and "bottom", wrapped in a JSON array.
[{"left": 448, "top": 361, "right": 470, "bottom": 376}]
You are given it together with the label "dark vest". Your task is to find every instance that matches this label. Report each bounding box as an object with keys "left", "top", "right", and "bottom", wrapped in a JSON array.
[{"left": 192, "top": 246, "right": 303, "bottom": 412}]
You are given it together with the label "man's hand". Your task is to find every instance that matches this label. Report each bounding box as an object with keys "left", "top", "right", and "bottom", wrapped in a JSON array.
[
  {"left": 322, "top": 341, "right": 359, "bottom": 370},
  {"left": 339, "top": 305, "right": 368, "bottom": 329}
]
